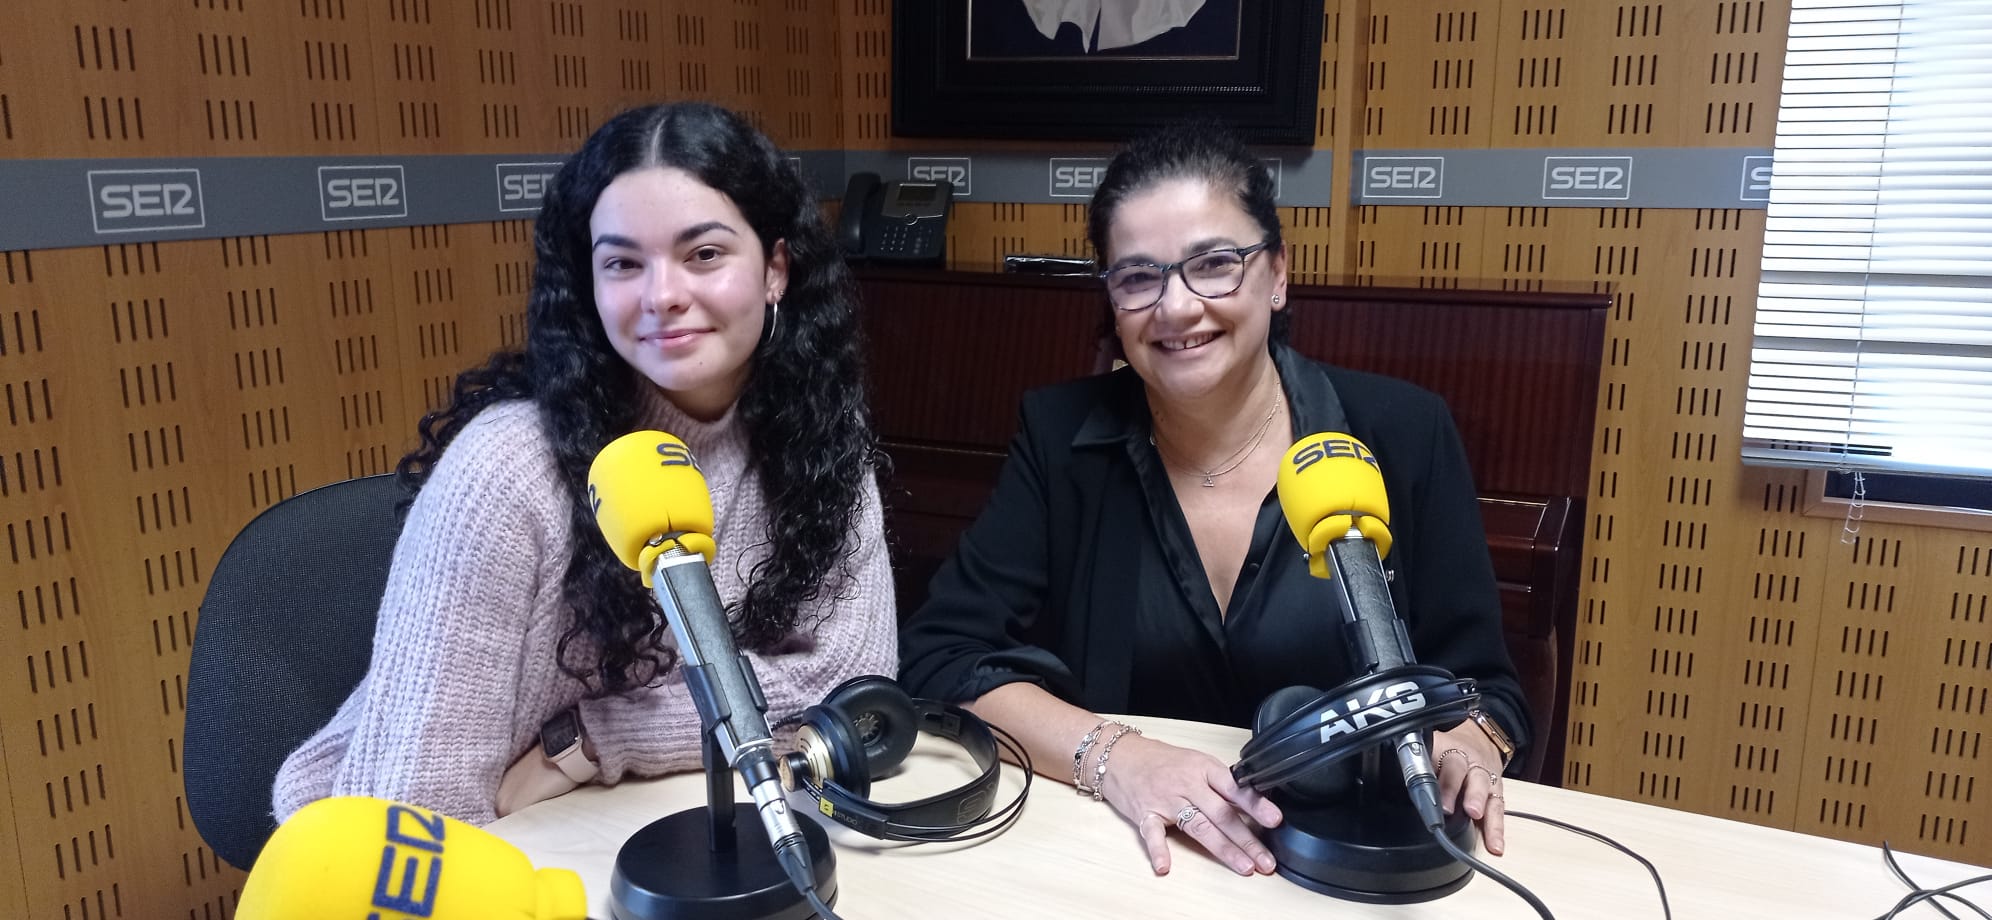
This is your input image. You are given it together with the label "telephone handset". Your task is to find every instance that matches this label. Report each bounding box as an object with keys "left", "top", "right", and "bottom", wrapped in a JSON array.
[{"left": 839, "top": 172, "right": 952, "bottom": 265}]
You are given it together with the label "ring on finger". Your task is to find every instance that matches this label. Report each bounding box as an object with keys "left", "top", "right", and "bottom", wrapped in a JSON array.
[
  {"left": 1467, "top": 763, "right": 1499, "bottom": 784},
  {"left": 1175, "top": 804, "right": 1203, "bottom": 831},
  {"left": 1436, "top": 747, "right": 1469, "bottom": 774}
]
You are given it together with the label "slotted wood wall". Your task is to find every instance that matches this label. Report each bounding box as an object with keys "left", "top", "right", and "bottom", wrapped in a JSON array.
[{"left": 1, "top": 2, "right": 1985, "bottom": 918}]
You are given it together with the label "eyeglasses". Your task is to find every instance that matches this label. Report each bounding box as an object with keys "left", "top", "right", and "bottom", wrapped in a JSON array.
[{"left": 1099, "top": 240, "right": 1274, "bottom": 312}]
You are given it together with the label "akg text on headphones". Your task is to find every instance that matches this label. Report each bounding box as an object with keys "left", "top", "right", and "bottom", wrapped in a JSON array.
[
  {"left": 777, "top": 676, "right": 1031, "bottom": 842},
  {"left": 1232, "top": 666, "right": 1478, "bottom": 799}
]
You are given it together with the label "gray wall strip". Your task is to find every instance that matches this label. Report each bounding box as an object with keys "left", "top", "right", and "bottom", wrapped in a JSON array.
[
  {"left": 0, "top": 146, "right": 1772, "bottom": 251},
  {"left": 1354, "top": 147, "right": 1774, "bottom": 208},
  {"left": 839, "top": 146, "right": 1331, "bottom": 205},
  {"left": 1, "top": 154, "right": 570, "bottom": 251}
]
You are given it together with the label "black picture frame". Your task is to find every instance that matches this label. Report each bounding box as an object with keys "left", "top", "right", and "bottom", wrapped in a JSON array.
[{"left": 893, "top": 2, "right": 1324, "bottom": 144}]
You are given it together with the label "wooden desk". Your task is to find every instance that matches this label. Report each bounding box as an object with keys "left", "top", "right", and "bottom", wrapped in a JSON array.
[{"left": 490, "top": 717, "right": 1988, "bottom": 919}]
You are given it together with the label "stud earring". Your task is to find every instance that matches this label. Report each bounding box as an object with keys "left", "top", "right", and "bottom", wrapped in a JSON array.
[{"left": 1271, "top": 294, "right": 1283, "bottom": 307}]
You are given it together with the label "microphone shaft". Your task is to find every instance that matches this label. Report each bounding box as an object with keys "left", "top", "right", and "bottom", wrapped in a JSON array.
[
  {"left": 1327, "top": 530, "right": 1447, "bottom": 820},
  {"left": 654, "top": 551, "right": 773, "bottom": 760},
  {"left": 1325, "top": 531, "right": 1414, "bottom": 674},
  {"left": 649, "top": 551, "right": 807, "bottom": 852}
]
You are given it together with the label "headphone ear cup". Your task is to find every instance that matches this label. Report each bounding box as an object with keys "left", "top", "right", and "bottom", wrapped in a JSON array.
[
  {"left": 820, "top": 675, "right": 920, "bottom": 780},
  {"left": 1251, "top": 685, "right": 1356, "bottom": 803},
  {"left": 802, "top": 703, "right": 876, "bottom": 800}
]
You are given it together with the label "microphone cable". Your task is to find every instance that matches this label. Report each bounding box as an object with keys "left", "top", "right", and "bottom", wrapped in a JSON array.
[
  {"left": 1507, "top": 810, "right": 1672, "bottom": 920},
  {"left": 1875, "top": 841, "right": 1992, "bottom": 920},
  {"left": 1424, "top": 820, "right": 1557, "bottom": 920},
  {"left": 771, "top": 835, "right": 844, "bottom": 920},
  {"left": 1405, "top": 788, "right": 1676, "bottom": 920}
]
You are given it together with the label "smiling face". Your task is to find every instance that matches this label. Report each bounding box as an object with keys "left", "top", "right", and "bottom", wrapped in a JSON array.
[
  {"left": 589, "top": 166, "right": 789, "bottom": 421},
  {"left": 1103, "top": 177, "right": 1287, "bottom": 406}
]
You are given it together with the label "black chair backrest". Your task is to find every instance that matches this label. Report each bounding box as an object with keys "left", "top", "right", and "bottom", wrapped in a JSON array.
[{"left": 183, "top": 474, "right": 405, "bottom": 870}]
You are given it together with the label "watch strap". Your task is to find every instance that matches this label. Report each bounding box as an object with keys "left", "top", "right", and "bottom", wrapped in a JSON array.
[
  {"left": 1467, "top": 708, "right": 1515, "bottom": 769},
  {"left": 541, "top": 710, "right": 600, "bottom": 784}
]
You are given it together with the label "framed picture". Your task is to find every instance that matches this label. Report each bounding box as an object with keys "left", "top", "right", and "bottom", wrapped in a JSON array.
[{"left": 893, "top": 1, "right": 1324, "bottom": 144}]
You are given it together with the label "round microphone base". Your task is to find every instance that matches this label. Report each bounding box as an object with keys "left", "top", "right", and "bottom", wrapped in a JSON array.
[
  {"left": 1268, "top": 793, "right": 1475, "bottom": 904},
  {"left": 609, "top": 805, "right": 836, "bottom": 920}
]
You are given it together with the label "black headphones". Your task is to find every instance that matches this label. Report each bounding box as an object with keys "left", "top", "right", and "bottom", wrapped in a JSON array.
[
  {"left": 777, "top": 676, "right": 1032, "bottom": 842},
  {"left": 1232, "top": 666, "right": 1479, "bottom": 801}
]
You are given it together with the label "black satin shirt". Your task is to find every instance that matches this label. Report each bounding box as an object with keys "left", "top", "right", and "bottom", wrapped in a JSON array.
[{"left": 897, "top": 343, "right": 1531, "bottom": 755}]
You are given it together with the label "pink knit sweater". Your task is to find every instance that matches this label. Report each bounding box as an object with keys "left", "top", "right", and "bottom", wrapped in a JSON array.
[{"left": 270, "top": 391, "right": 898, "bottom": 826}]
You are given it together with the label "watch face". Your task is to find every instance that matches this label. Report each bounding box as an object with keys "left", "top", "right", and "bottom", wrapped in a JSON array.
[{"left": 542, "top": 710, "right": 580, "bottom": 754}]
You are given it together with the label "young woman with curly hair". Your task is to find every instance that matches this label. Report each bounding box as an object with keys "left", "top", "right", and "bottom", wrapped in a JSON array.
[{"left": 273, "top": 102, "right": 895, "bottom": 826}]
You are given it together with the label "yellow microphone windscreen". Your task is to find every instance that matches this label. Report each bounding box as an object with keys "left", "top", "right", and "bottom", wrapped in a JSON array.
[
  {"left": 237, "top": 797, "right": 587, "bottom": 920},
  {"left": 1277, "top": 433, "right": 1394, "bottom": 577},
  {"left": 587, "top": 430, "right": 718, "bottom": 584}
]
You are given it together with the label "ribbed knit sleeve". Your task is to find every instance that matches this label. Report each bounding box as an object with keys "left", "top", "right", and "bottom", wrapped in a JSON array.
[
  {"left": 578, "top": 473, "right": 899, "bottom": 782},
  {"left": 271, "top": 402, "right": 577, "bottom": 826}
]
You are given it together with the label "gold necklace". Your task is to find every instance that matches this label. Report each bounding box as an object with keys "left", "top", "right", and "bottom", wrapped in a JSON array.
[{"left": 1153, "top": 392, "right": 1284, "bottom": 487}]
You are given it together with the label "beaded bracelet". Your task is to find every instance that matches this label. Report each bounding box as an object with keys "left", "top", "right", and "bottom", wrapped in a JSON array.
[
  {"left": 1071, "top": 718, "right": 1114, "bottom": 795},
  {"left": 1087, "top": 723, "right": 1143, "bottom": 801}
]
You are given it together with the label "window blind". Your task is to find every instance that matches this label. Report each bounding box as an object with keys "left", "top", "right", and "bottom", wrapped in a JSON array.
[{"left": 1744, "top": 0, "right": 1992, "bottom": 478}]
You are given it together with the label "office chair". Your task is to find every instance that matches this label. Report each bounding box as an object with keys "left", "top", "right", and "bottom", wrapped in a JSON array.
[{"left": 183, "top": 473, "right": 405, "bottom": 870}]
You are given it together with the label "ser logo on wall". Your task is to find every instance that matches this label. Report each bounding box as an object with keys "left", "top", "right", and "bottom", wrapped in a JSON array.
[
  {"left": 320, "top": 165, "right": 409, "bottom": 222},
  {"left": 88, "top": 169, "right": 206, "bottom": 234},
  {"left": 1543, "top": 156, "right": 1633, "bottom": 200},
  {"left": 1741, "top": 155, "right": 1773, "bottom": 202},
  {"left": 496, "top": 163, "right": 561, "bottom": 213},
  {"left": 1049, "top": 157, "right": 1111, "bottom": 198},
  {"left": 1361, "top": 156, "right": 1445, "bottom": 199},
  {"left": 907, "top": 157, "right": 971, "bottom": 197}
]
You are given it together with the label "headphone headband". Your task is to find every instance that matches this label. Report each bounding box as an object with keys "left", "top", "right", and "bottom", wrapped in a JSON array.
[
  {"left": 1233, "top": 665, "right": 1478, "bottom": 791},
  {"left": 798, "top": 698, "right": 1030, "bottom": 842}
]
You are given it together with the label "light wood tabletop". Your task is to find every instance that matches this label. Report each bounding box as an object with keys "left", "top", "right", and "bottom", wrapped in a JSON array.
[{"left": 490, "top": 715, "right": 1990, "bottom": 919}]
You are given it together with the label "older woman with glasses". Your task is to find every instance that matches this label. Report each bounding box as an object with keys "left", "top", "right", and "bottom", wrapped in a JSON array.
[{"left": 898, "top": 120, "right": 1528, "bottom": 879}]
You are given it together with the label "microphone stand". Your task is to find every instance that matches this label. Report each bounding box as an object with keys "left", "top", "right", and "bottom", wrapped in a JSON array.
[
  {"left": 1264, "top": 535, "right": 1477, "bottom": 904},
  {"left": 607, "top": 696, "right": 835, "bottom": 920}
]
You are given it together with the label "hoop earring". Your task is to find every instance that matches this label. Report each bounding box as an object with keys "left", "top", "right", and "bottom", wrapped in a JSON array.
[{"left": 761, "top": 299, "right": 781, "bottom": 349}]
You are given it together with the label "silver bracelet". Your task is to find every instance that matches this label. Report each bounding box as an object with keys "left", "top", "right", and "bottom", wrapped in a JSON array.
[
  {"left": 1072, "top": 718, "right": 1113, "bottom": 794},
  {"left": 1088, "top": 723, "right": 1143, "bottom": 801}
]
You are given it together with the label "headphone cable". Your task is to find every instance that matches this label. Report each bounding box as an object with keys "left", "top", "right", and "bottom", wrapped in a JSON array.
[{"left": 851, "top": 721, "right": 1035, "bottom": 844}]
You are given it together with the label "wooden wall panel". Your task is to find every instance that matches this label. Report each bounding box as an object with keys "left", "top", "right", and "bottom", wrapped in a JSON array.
[
  {"left": 837, "top": 0, "right": 892, "bottom": 149},
  {"left": 0, "top": 5, "right": 862, "bottom": 918},
  {"left": 3, "top": 5, "right": 1987, "bottom": 920},
  {"left": 917, "top": 0, "right": 1986, "bottom": 866}
]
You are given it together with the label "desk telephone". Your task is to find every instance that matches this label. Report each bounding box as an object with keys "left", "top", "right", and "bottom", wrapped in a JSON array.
[{"left": 839, "top": 172, "right": 952, "bottom": 265}]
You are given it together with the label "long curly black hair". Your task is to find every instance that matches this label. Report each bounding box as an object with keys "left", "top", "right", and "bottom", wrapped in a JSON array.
[{"left": 396, "top": 102, "right": 879, "bottom": 694}]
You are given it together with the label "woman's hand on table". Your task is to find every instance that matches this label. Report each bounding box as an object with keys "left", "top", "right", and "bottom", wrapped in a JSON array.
[
  {"left": 1099, "top": 734, "right": 1284, "bottom": 877},
  {"left": 1430, "top": 725, "right": 1509, "bottom": 855}
]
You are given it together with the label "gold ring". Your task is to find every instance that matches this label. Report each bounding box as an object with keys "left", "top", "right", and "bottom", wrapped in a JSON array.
[{"left": 1436, "top": 748, "right": 1469, "bottom": 774}]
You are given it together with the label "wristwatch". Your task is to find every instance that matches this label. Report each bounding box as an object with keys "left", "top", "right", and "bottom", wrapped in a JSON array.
[
  {"left": 539, "top": 707, "right": 599, "bottom": 784},
  {"left": 1464, "top": 708, "right": 1516, "bottom": 770}
]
